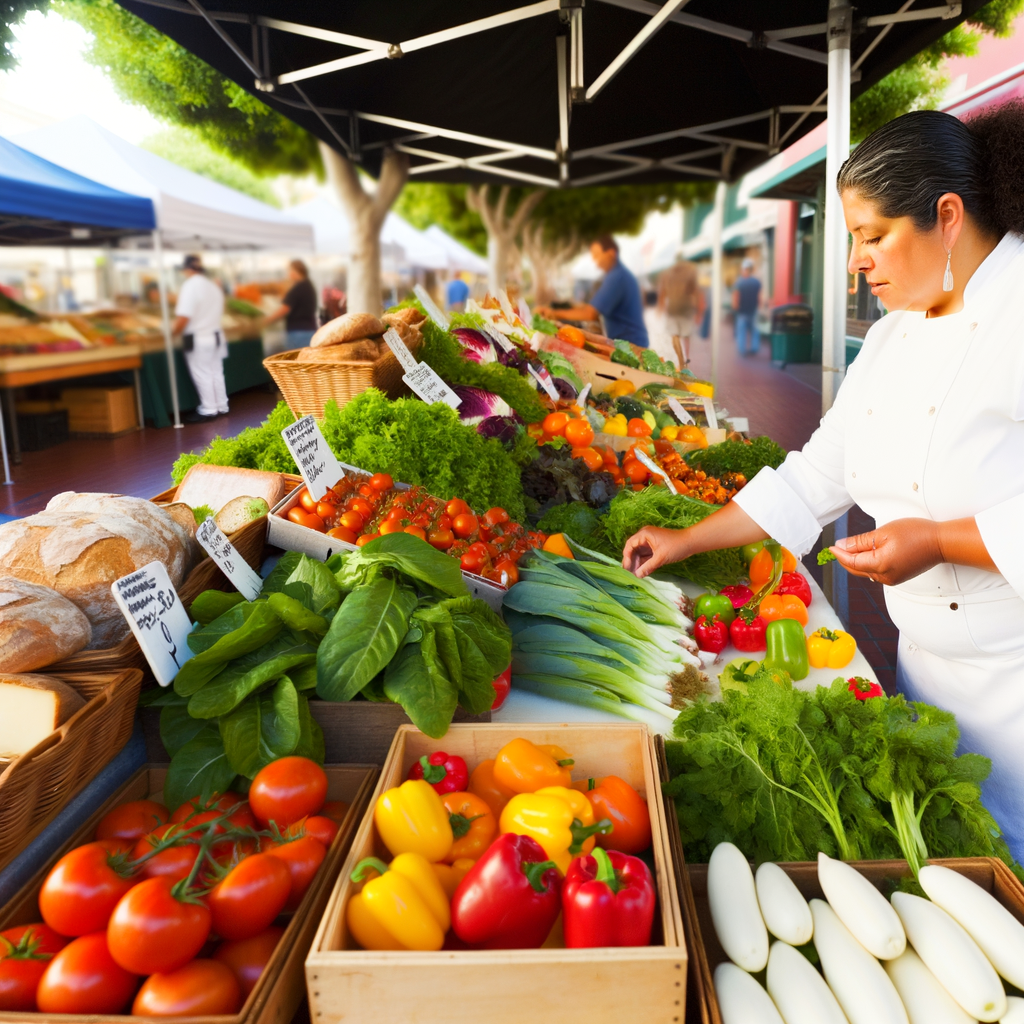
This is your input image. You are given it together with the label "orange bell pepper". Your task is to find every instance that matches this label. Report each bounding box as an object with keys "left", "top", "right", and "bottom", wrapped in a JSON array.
[
  {"left": 432, "top": 858, "right": 476, "bottom": 899},
  {"left": 749, "top": 545, "right": 797, "bottom": 586},
  {"left": 493, "top": 738, "right": 575, "bottom": 794},
  {"left": 574, "top": 776, "right": 652, "bottom": 855},
  {"left": 441, "top": 792, "right": 496, "bottom": 863},
  {"left": 626, "top": 418, "right": 652, "bottom": 437},
  {"left": 468, "top": 759, "right": 517, "bottom": 817},
  {"left": 758, "top": 593, "right": 809, "bottom": 626}
]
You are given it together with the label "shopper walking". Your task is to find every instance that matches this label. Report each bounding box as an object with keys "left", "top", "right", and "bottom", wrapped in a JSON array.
[
  {"left": 623, "top": 104, "right": 1024, "bottom": 858},
  {"left": 263, "top": 259, "right": 318, "bottom": 348},
  {"left": 172, "top": 254, "right": 227, "bottom": 423},
  {"left": 535, "top": 235, "right": 650, "bottom": 347},
  {"left": 657, "top": 251, "right": 700, "bottom": 365},
  {"left": 732, "top": 257, "right": 762, "bottom": 355},
  {"left": 446, "top": 273, "right": 470, "bottom": 312}
]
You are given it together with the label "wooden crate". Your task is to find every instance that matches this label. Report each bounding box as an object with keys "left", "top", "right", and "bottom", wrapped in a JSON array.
[
  {"left": 306, "top": 723, "right": 687, "bottom": 1024},
  {"left": 0, "top": 762, "right": 378, "bottom": 1024},
  {"left": 682, "top": 854, "right": 1024, "bottom": 1024},
  {"left": 61, "top": 385, "right": 137, "bottom": 434}
]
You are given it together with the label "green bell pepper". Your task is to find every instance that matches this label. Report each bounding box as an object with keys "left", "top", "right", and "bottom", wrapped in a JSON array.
[
  {"left": 741, "top": 540, "right": 765, "bottom": 563},
  {"left": 763, "top": 618, "right": 809, "bottom": 681},
  {"left": 694, "top": 593, "right": 736, "bottom": 627}
]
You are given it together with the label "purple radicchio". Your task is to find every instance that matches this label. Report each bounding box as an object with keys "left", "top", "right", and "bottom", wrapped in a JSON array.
[
  {"left": 477, "top": 414, "right": 523, "bottom": 447},
  {"left": 451, "top": 327, "right": 496, "bottom": 364},
  {"left": 450, "top": 385, "right": 513, "bottom": 425}
]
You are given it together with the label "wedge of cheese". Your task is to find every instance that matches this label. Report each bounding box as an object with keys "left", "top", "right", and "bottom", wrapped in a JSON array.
[{"left": 0, "top": 674, "right": 86, "bottom": 759}]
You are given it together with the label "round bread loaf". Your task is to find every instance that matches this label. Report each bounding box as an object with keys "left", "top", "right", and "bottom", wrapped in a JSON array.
[
  {"left": 295, "top": 339, "right": 381, "bottom": 363},
  {"left": 0, "top": 577, "right": 92, "bottom": 672},
  {"left": 310, "top": 312, "right": 385, "bottom": 349}
]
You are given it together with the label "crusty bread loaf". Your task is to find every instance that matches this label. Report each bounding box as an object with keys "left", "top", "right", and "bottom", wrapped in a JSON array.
[
  {"left": 0, "top": 673, "right": 86, "bottom": 759},
  {"left": 381, "top": 315, "right": 423, "bottom": 355},
  {"left": 310, "top": 312, "right": 385, "bottom": 349},
  {"left": 159, "top": 503, "right": 198, "bottom": 541},
  {"left": 384, "top": 307, "right": 426, "bottom": 328},
  {"left": 295, "top": 339, "right": 381, "bottom": 363},
  {"left": 173, "top": 464, "right": 288, "bottom": 516},
  {"left": 0, "top": 577, "right": 92, "bottom": 672},
  {"left": 0, "top": 504, "right": 192, "bottom": 649}
]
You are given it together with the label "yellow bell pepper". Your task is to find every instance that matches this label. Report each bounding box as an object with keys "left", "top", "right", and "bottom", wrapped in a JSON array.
[
  {"left": 374, "top": 779, "right": 453, "bottom": 861},
  {"left": 602, "top": 415, "right": 628, "bottom": 437},
  {"left": 346, "top": 852, "right": 450, "bottom": 951},
  {"left": 499, "top": 786, "right": 612, "bottom": 873},
  {"left": 608, "top": 379, "right": 636, "bottom": 398},
  {"left": 807, "top": 627, "right": 857, "bottom": 669},
  {"left": 432, "top": 858, "right": 476, "bottom": 899},
  {"left": 660, "top": 424, "right": 679, "bottom": 441},
  {"left": 493, "top": 738, "right": 575, "bottom": 794}
]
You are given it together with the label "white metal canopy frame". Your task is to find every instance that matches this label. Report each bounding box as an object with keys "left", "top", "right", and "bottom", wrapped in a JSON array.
[{"left": 122, "top": 0, "right": 978, "bottom": 409}]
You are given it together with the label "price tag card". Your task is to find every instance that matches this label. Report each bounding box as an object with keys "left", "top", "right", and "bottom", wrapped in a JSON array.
[
  {"left": 481, "top": 321, "right": 514, "bottom": 352},
  {"left": 382, "top": 327, "right": 419, "bottom": 372},
  {"left": 413, "top": 284, "right": 449, "bottom": 331},
  {"left": 578, "top": 382, "right": 592, "bottom": 406},
  {"left": 668, "top": 397, "right": 695, "bottom": 425},
  {"left": 726, "top": 416, "right": 749, "bottom": 433},
  {"left": 528, "top": 362, "right": 560, "bottom": 402},
  {"left": 702, "top": 397, "right": 719, "bottom": 430},
  {"left": 196, "top": 519, "right": 263, "bottom": 601},
  {"left": 281, "top": 415, "right": 345, "bottom": 499},
  {"left": 517, "top": 296, "right": 532, "bottom": 326},
  {"left": 403, "top": 363, "right": 462, "bottom": 408},
  {"left": 634, "top": 449, "right": 678, "bottom": 495},
  {"left": 111, "top": 561, "right": 193, "bottom": 687}
]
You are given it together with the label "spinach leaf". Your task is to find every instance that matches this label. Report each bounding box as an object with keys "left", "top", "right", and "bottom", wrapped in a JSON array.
[
  {"left": 190, "top": 590, "right": 245, "bottom": 626},
  {"left": 271, "top": 553, "right": 341, "bottom": 615},
  {"left": 449, "top": 597, "right": 511, "bottom": 676},
  {"left": 294, "top": 693, "right": 325, "bottom": 763},
  {"left": 334, "top": 533, "right": 467, "bottom": 598},
  {"left": 413, "top": 603, "right": 461, "bottom": 686},
  {"left": 260, "top": 550, "right": 303, "bottom": 596},
  {"left": 267, "top": 592, "right": 329, "bottom": 636},
  {"left": 164, "top": 725, "right": 236, "bottom": 813},
  {"left": 290, "top": 663, "right": 318, "bottom": 691},
  {"left": 160, "top": 702, "right": 206, "bottom": 757},
  {"left": 384, "top": 630, "right": 458, "bottom": 739},
  {"left": 138, "top": 687, "right": 186, "bottom": 707},
  {"left": 185, "top": 602, "right": 255, "bottom": 655},
  {"left": 316, "top": 576, "right": 417, "bottom": 702},
  {"left": 220, "top": 676, "right": 301, "bottom": 777}
]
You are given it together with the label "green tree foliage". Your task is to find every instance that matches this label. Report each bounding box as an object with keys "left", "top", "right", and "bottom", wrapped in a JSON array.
[{"left": 395, "top": 184, "right": 487, "bottom": 254}]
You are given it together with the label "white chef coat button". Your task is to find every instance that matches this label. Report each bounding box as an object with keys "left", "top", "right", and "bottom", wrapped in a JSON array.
[
  {"left": 912, "top": 482, "right": 919, "bottom": 491},
  {"left": 867, "top": 409, "right": 872, "bottom": 415},
  {"left": 928, "top": 406, "right": 935, "bottom": 415}
]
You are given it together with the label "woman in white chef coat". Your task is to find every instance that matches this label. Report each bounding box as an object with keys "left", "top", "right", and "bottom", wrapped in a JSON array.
[{"left": 623, "top": 102, "right": 1024, "bottom": 857}]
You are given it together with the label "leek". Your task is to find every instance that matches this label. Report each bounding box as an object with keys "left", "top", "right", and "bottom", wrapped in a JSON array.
[{"left": 512, "top": 673, "right": 675, "bottom": 724}]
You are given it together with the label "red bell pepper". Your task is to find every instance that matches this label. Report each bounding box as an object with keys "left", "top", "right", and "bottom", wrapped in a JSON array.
[
  {"left": 718, "top": 584, "right": 754, "bottom": 610},
  {"left": 562, "top": 847, "right": 656, "bottom": 948},
  {"left": 407, "top": 751, "right": 469, "bottom": 795},
  {"left": 730, "top": 615, "right": 767, "bottom": 652},
  {"left": 848, "top": 676, "right": 884, "bottom": 700},
  {"left": 450, "top": 833, "right": 561, "bottom": 949},
  {"left": 694, "top": 614, "right": 729, "bottom": 654},
  {"left": 775, "top": 571, "right": 812, "bottom": 608}
]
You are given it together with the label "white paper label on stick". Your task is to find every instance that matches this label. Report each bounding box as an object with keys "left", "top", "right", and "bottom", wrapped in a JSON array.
[
  {"left": 668, "top": 397, "right": 694, "bottom": 425},
  {"left": 517, "top": 297, "right": 532, "bottom": 327},
  {"left": 413, "top": 284, "right": 449, "bottom": 331},
  {"left": 496, "top": 288, "right": 516, "bottom": 323},
  {"left": 528, "top": 363, "right": 560, "bottom": 401},
  {"left": 578, "top": 382, "right": 592, "bottom": 406},
  {"left": 281, "top": 415, "right": 345, "bottom": 499},
  {"left": 382, "top": 327, "right": 418, "bottom": 372},
  {"left": 481, "top": 321, "right": 514, "bottom": 352},
  {"left": 111, "top": 561, "right": 193, "bottom": 687},
  {"left": 196, "top": 519, "right": 263, "bottom": 601},
  {"left": 635, "top": 449, "right": 678, "bottom": 494},
  {"left": 702, "top": 397, "right": 719, "bottom": 430},
  {"left": 403, "top": 363, "right": 462, "bottom": 408}
]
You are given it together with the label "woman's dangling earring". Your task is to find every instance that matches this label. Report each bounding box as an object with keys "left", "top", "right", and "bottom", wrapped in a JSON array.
[{"left": 943, "top": 248, "right": 954, "bottom": 292}]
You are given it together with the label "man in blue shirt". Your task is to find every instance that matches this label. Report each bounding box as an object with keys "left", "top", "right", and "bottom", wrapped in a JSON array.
[
  {"left": 535, "top": 235, "right": 649, "bottom": 347},
  {"left": 446, "top": 275, "right": 470, "bottom": 311},
  {"left": 732, "top": 258, "right": 762, "bottom": 355}
]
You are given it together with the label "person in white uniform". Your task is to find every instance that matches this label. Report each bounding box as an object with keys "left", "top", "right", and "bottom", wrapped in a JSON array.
[
  {"left": 173, "top": 254, "right": 228, "bottom": 423},
  {"left": 622, "top": 103, "right": 1024, "bottom": 858}
]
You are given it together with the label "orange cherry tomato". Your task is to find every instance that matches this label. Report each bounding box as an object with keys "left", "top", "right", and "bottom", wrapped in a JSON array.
[
  {"left": 298, "top": 489, "right": 316, "bottom": 513},
  {"left": 625, "top": 461, "right": 649, "bottom": 485},
  {"left": 572, "top": 447, "right": 605, "bottom": 472},
  {"left": 452, "top": 513, "right": 479, "bottom": 539},
  {"left": 356, "top": 533, "right": 379, "bottom": 547},
  {"left": 369, "top": 473, "right": 394, "bottom": 491},
  {"left": 286, "top": 507, "right": 307, "bottom": 526},
  {"left": 326, "top": 526, "right": 357, "bottom": 544},
  {"left": 357, "top": 484, "right": 375, "bottom": 498},
  {"left": 386, "top": 507, "right": 407, "bottom": 522},
  {"left": 564, "top": 418, "right": 595, "bottom": 448},
  {"left": 404, "top": 525, "right": 427, "bottom": 541},
  {"left": 378, "top": 520, "right": 404, "bottom": 535},
  {"left": 349, "top": 498, "right": 373, "bottom": 517},
  {"left": 339, "top": 510, "right": 364, "bottom": 532},
  {"left": 542, "top": 411, "right": 570, "bottom": 437},
  {"left": 316, "top": 502, "right": 337, "bottom": 522},
  {"left": 483, "top": 507, "right": 510, "bottom": 527},
  {"left": 446, "top": 498, "right": 471, "bottom": 518},
  {"left": 428, "top": 527, "right": 454, "bottom": 550},
  {"left": 303, "top": 514, "right": 325, "bottom": 533},
  {"left": 626, "top": 418, "right": 653, "bottom": 437}
]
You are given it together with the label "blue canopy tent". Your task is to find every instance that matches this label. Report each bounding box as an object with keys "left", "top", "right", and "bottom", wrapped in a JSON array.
[{"left": 0, "top": 136, "right": 156, "bottom": 483}]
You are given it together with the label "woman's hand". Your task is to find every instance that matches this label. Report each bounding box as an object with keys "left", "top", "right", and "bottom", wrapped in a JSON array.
[
  {"left": 622, "top": 526, "right": 693, "bottom": 579},
  {"left": 831, "top": 518, "right": 942, "bottom": 586}
]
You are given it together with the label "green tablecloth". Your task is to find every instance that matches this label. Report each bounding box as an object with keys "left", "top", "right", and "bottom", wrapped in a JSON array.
[{"left": 125, "top": 338, "right": 270, "bottom": 428}]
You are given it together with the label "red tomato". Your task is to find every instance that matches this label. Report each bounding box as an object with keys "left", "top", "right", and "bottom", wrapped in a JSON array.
[
  {"left": 36, "top": 933, "right": 137, "bottom": 1014},
  {"left": 467, "top": 541, "right": 490, "bottom": 557},
  {"left": 213, "top": 926, "right": 283, "bottom": 999},
  {"left": 412, "top": 512, "right": 432, "bottom": 528},
  {"left": 321, "top": 800, "right": 350, "bottom": 825},
  {"left": 349, "top": 497, "right": 373, "bottom": 517},
  {"left": 171, "top": 793, "right": 254, "bottom": 834},
  {"left": 452, "top": 513, "right": 479, "bottom": 539},
  {"left": 132, "top": 824, "right": 200, "bottom": 883},
  {"left": 264, "top": 836, "right": 326, "bottom": 911},
  {"left": 445, "top": 498, "right": 471, "bottom": 517},
  {"left": 208, "top": 853, "right": 291, "bottom": 942},
  {"left": 403, "top": 525, "right": 427, "bottom": 541},
  {"left": 427, "top": 527, "right": 454, "bottom": 550},
  {"left": 493, "top": 559, "right": 520, "bottom": 586},
  {"left": 460, "top": 551, "right": 486, "bottom": 574},
  {"left": 369, "top": 473, "right": 394, "bottom": 491},
  {"left": 297, "top": 488, "right": 316, "bottom": 513},
  {"left": 379, "top": 519, "right": 404, "bottom": 535},
  {"left": 339, "top": 510, "right": 364, "bottom": 532},
  {"left": 483, "top": 507, "right": 510, "bottom": 527},
  {"left": 95, "top": 800, "right": 169, "bottom": 844},
  {"left": 490, "top": 665, "right": 512, "bottom": 711},
  {"left": 248, "top": 756, "right": 327, "bottom": 829},
  {"left": 437, "top": 513, "right": 452, "bottom": 530},
  {"left": 132, "top": 959, "right": 241, "bottom": 1017},
  {"left": 386, "top": 507, "right": 407, "bottom": 522},
  {"left": 0, "top": 924, "right": 68, "bottom": 1011},
  {"left": 107, "top": 876, "right": 211, "bottom": 975},
  {"left": 358, "top": 483, "right": 375, "bottom": 498},
  {"left": 286, "top": 815, "right": 339, "bottom": 848},
  {"left": 315, "top": 501, "right": 337, "bottom": 522},
  {"left": 39, "top": 841, "right": 137, "bottom": 937},
  {"left": 356, "top": 534, "right": 379, "bottom": 547},
  {"left": 326, "top": 526, "right": 358, "bottom": 544}
]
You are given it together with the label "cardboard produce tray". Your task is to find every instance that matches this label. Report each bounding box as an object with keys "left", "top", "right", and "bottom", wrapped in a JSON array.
[
  {"left": 0, "top": 762, "right": 377, "bottom": 1024},
  {"left": 306, "top": 723, "right": 686, "bottom": 1024}
]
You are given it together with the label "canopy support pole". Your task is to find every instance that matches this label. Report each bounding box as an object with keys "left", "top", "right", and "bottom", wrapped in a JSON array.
[
  {"left": 153, "top": 230, "right": 183, "bottom": 429},
  {"left": 709, "top": 178, "right": 726, "bottom": 391},
  {"left": 821, "top": 0, "right": 851, "bottom": 415}
]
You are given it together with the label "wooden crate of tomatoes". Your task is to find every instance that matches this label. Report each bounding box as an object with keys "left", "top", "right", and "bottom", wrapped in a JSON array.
[{"left": 0, "top": 756, "right": 375, "bottom": 1024}]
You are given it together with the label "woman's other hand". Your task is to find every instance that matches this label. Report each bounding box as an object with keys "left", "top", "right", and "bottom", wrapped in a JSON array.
[
  {"left": 831, "top": 518, "right": 942, "bottom": 586},
  {"left": 622, "top": 526, "right": 692, "bottom": 578}
]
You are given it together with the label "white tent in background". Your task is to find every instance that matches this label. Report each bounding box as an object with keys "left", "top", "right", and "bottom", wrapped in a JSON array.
[
  {"left": 423, "top": 226, "right": 488, "bottom": 275},
  {"left": 381, "top": 214, "right": 448, "bottom": 270},
  {"left": 14, "top": 115, "right": 314, "bottom": 427}
]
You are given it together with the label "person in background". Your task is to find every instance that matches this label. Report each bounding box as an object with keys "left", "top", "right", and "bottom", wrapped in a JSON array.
[
  {"left": 657, "top": 251, "right": 700, "bottom": 365},
  {"left": 172, "top": 254, "right": 227, "bottom": 424},
  {"left": 446, "top": 272, "right": 470, "bottom": 312},
  {"left": 263, "top": 260, "right": 318, "bottom": 348},
  {"left": 535, "top": 235, "right": 650, "bottom": 347},
  {"left": 732, "top": 257, "right": 763, "bottom": 355}
]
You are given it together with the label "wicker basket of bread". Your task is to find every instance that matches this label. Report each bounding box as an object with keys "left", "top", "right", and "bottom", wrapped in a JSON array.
[{"left": 263, "top": 307, "right": 427, "bottom": 418}]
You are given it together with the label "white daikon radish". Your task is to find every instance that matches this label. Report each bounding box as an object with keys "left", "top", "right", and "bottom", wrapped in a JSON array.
[
  {"left": 766, "top": 939, "right": 849, "bottom": 1024},
  {"left": 817, "top": 852, "right": 906, "bottom": 959},
  {"left": 920, "top": 865, "right": 1024, "bottom": 990},
  {"left": 884, "top": 948, "right": 978, "bottom": 1024},
  {"left": 757, "top": 862, "right": 814, "bottom": 945},
  {"left": 708, "top": 842, "right": 769, "bottom": 972},
  {"left": 1001, "top": 996, "right": 1024, "bottom": 1023},
  {"left": 891, "top": 891, "right": 1007, "bottom": 1022},
  {"left": 714, "top": 961, "right": 785, "bottom": 1024},
  {"left": 810, "top": 898, "right": 909, "bottom": 1024}
]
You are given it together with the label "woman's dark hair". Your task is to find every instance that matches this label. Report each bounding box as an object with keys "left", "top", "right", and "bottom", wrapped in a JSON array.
[
  {"left": 289, "top": 259, "right": 309, "bottom": 278},
  {"left": 837, "top": 100, "right": 1024, "bottom": 237}
]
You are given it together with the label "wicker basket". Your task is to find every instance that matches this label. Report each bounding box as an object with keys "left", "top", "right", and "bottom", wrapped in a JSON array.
[{"left": 0, "top": 668, "right": 144, "bottom": 871}]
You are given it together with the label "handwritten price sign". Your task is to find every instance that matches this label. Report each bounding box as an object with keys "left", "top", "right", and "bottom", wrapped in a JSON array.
[
  {"left": 282, "top": 415, "right": 345, "bottom": 499},
  {"left": 196, "top": 519, "right": 263, "bottom": 601}
]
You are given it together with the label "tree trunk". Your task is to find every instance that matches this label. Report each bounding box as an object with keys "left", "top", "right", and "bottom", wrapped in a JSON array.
[
  {"left": 319, "top": 142, "right": 409, "bottom": 316},
  {"left": 487, "top": 232, "right": 510, "bottom": 292},
  {"left": 467, "top": 186, "right": 546, "bottom": 294},
  {"left": 522, "top": 220, "right": 580, "bottom": 305}
]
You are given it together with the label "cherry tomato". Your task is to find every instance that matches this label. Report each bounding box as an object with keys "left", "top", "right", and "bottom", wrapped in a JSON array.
[
  {"left": 316, "top": 501, "right": 337, "bottom": 522},
  {"left": 95, "top": 799, "right": 169, "bottom": 844},
  {"left": 0, "top": 924, "right": 68, "bottom": 1012},
  {"left": 287, "top": 506, "right": 309, "bottom": 526},
  {"left": 467, "top": 541, "right": 490, "bottom": 557},
  {"left": 437, "top": 513, "right": 452, "bottom": 530},
  {"left": 428, "top": 527, "right": 454, "bottom": 550},
  {"left": 132, "top": 824, "right": 201, "bottom": 883},
  {"left": 39, "top": 840, "right": 136, "bottom": 937},
  {"left": 460, "top": 551, "right": 487, "bottom": 574},
  {"left": 483, "top": 507, "right": 510, "bottom": 527},
  {"left": 249, "top": 756, "right": 327, "bottom": 829},
  {"left": 36, "top": 933, "right": 137, "bottom": 1015},
  {"left": 358, "top": 483, "right": 375, "bottom": 498},
  {"left": 327, "top": 526, "right": 358, "bottom": 544},
  {"left": 573, "top": 447, "right": 606, "bottom": 472},
  {"left": 404, "top": 525, "right": 427, "bottom": 541},
  {"left": 208, "top": 853, "right": 291, "bottom": 942},
  {"left": 133, "top": 959, "right": 241, "bottom": 1017},
  {"left": 452, "top": 513, "right": 479, "bottom": 539},
  {"left": 564, "top": 418, "right": 595, "bottom": 448},
  {"left": 349, "top": 497, "right": 373, "bottom": 517},
  {"left": 412, "top": 512, "right": 432, "bottom": 528},
  {"left": 477, "top": 524, "right": 492, "bottom": 542},
  {"left": 542, "top": 411, "right": 569, "bottom": 437},
  {"left": 321, "top": 800, "right": 350, "bottom": 825},
  {"left": 339, "top": 510, "right": 364, "bottom": 532},
  {"left": 171, "top": 793, "right": 254, "bottom": 834},
  {"left": 369, "top": 473, "right": 394, "bottom": 491},
  {"left": 379, "top": 519, "right": 404, "bottom": 535},
  {"left": 298, "top": 488, "right": 316, "bottom": 513},
  {"left": 286, "top": 815, "right": 339, "bottom": 848},
  {"left": 445, "top": 498, "right": 471, "bottom": 517},
  {"left": 264, "top": 835, "right": 326, "bottom": 911},
  {"left": 625, "top": 461, "right": 649, "bottom": 485},
  {"left": 490, "top": 665, "right": 512, "bottom": 711},
  {"left": 107, "top": 876, "right": 211, "bottom": 975},
  {"left": 304, "top": 513, "right": 325, "bottom": 533},
  {"left": 213, "top": 926, "right": 283, "bottom": 999},
  {"left": 493, "top": 558, "right": 520, "bottom": 586},
  {"left": 356, "top": 534, "right": 379, "bottom": 547}
]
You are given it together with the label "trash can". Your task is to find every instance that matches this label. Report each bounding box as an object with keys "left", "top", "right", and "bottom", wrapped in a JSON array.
[{"left": 769, "top": 304, "right": 814, "bottom": 365}]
